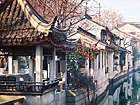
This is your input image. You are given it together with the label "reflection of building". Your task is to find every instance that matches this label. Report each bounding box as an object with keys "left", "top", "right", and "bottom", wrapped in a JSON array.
[
  {"left": 98, "top": 72, "right": 140, "bottom": 105},
  {"left": 0, "top": 0, "right": 73, "bottom": 104},
  {"left": 98, "top": 76, "right": 133, "bottom": 105}
]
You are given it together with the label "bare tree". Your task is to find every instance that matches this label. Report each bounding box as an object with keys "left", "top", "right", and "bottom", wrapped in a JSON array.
[
  {"left": 92, "top": 8, "right": 124, "bottom": 30},
  {"left": 28, "top": 0, "right": 85, "bottom": 28}
]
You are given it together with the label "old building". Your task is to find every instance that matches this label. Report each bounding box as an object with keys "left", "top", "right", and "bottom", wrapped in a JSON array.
[
  {"left": 68, "top": 15, "right": 133, "bottom": 99},
  {"left": 112, "top": 22, "right": 140, "bottom": 70},
  {"left": 0, "top": 0, "right": 73, "bottom": 104}
]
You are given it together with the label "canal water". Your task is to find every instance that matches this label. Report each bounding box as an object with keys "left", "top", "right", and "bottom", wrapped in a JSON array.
[{"left": 97, "top": 71, "right": 140, "bottom": 105}]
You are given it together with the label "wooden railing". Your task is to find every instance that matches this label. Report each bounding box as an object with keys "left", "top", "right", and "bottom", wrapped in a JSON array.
[
  {"left": 0, "top": 79, "right": 59, "bottom": 94},
  {"left": 0, "top": 98, "right": 24, "bottom": 105}
]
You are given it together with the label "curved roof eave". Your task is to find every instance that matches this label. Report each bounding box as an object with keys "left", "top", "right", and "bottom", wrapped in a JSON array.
[{"left": 17, "top": 0, "right": 57, "bottom": 35}]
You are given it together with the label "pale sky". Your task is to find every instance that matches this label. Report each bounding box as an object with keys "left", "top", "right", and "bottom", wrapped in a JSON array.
[{"left": 92, "top": 0, "right": 140, "bottom": 22}]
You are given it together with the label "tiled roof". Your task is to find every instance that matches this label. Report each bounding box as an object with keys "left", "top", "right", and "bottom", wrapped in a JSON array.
[
  {"left": 0, "top": 0, "right": 56, "bottom": 46},
  {"left": 130, "top": 22, "right": 140, "bottom": 29},
  {"left": 117, "top": 22, "right": 140, "bottom": 29}
]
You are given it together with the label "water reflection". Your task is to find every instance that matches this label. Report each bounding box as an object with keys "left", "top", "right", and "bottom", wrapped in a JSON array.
[{"left": 98, "top": 71, "right": 140, "bottom": 105}]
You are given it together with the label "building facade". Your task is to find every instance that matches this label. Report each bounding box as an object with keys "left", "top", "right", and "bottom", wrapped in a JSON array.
[{"left": 68, "top": 16, "right": 133, "bottom": 97}]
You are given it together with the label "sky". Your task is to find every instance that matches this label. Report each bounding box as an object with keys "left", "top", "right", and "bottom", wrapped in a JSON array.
[{"left": 92, "top": 0, "right": 140, "bottom": 22}]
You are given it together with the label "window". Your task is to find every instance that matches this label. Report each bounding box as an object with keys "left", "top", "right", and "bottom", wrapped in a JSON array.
[
  {"left": 119, "top": 40, "right": 121, "bottom": 45},
  {"left": 98, "top": 51, "right": 100, "bottom": 68},
  {"left": 104, "top": 52, "right": 106, "bottom": 68},
  {"left": 102, "top": 52, "right": 103, "bottom": 68},
  {"left": 107, "top": 52, "right": 108, "bottom": 65},
  {"left": 105, "top": 52, "right": 109, "bottom": 74},
  {"left": 89, "top": 59, "right": 91, "bottom": 69}
]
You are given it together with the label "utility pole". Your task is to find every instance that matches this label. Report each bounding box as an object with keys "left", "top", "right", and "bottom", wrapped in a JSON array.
[
  {"left": 85, "top": 0, "right": 101, "bottom": 24},
  {"left": 85, "top": 0, "right": 88, "bottom": 14},
  {"left": 93, "top": 0, "right": 101, "bottom": 23},
  {"left": 98, "top": 2, "right": 101, "bottom": 24}
]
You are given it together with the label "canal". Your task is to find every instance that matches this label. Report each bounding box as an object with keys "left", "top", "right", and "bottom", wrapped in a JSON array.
[{"left": 97, "top": 70, "right": 140, "bottom": 105}]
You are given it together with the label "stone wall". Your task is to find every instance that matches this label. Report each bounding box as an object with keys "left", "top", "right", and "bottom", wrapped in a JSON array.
[
  {"left": 0, "top": 89, "right": 94, "bottom": 105},
  {"left": 41, "top": 90, "right": 55, "bottom": 105},
  {"left": 55, "top": 90, "right": 66, "bottom": 105},
  {"left": 0, "top": 90, "right": 55, "bottom": 105},
  {"left": 66, "top": 89, "right": 93, "bottom": 105}
]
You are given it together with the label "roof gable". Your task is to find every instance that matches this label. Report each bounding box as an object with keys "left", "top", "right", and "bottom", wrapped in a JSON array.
[
  {"left": 70, "top": 17, "right": 105, "bottom": 40},
  {"left": 130, "top": 22, "right": 140, "bottom": 29},
  {"left": 118, "top": 23, "right": 140, "bottom": 33}
]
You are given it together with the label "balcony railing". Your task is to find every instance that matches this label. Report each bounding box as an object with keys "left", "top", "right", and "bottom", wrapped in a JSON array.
[{"left": 0, "top": 79, "right": 59, "bottom": 95}]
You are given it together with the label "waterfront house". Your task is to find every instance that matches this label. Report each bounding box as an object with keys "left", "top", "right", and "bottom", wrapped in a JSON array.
[
  {"left": 68, "top": 15, "right": 133, "bottom": 97},
  {"left": 112, "top": 22, "right": 140, "bottom": 70}
]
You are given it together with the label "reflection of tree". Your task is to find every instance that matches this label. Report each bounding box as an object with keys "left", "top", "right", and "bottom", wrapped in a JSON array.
[
  {"left": 132, "top": 46, "right": 140, "bottom": 67},
  {"left": 132, "top": 74, "right": 139, "bottom": 100},
  {"left": 119, "top": 85, "right": 128, "bottom": 105}
]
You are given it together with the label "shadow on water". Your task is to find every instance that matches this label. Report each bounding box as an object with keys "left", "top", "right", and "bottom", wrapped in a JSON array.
[{"left": 97, "top": 71, "right": 140, "bottom": 105}]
